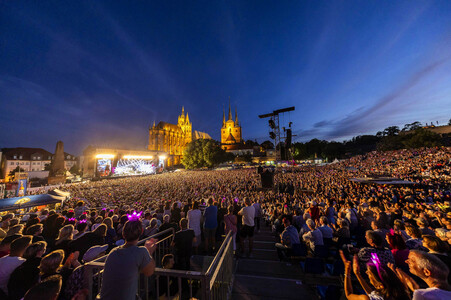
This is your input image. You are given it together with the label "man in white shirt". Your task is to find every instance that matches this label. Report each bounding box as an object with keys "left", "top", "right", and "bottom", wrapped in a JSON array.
[
  {"left": 238, "top": 198, "right": 255, "bottom": 257},
  {"left": 405, "top": 250, "right": 451, "bottom": 300},
  {"left": 302, "top": 219, "right": 323, "bottom": 252},
  {"left": 0, "top": 235, "right": 32, "bottom": 296}
]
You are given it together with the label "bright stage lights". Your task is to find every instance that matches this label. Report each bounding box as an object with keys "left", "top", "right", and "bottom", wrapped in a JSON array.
[
  {"left": 114, "top": 158, "right": 156, "bottom": 176},
  {"left": 96, "top": 154, "right": 115, "bottom": 159},
  {"left": 158, "top": 155, "right": 167, "bottom": 160},
  {"left": 123, "top": 155, "right": 153, "bottom": 159}
]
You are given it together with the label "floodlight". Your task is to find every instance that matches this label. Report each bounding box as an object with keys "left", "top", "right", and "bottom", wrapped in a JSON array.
[
  {"left": 96, "top": 154, "right": 115, "bottom": 159},
  {"left": 123, "top": 155, "right": 153, "bottom": 159},
  {"left": 269, "top": 119, "right": 275, "bottom": 129}
]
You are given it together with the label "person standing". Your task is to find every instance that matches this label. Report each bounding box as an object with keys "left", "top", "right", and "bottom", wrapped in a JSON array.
[
  {"left": 171, "top": 218, "right": 195, "bottom": 270},
  {"left": 224, "top": 206, "right": 238, "bottom": 252},
  {"left": 203, "top": 198, "right": 218, "bottom": 254},
  {"left": 0, "top": 236, "right": 32, "bottom": 297},
  {"left": 188, "top": 201, "right": 202, "bottom": 254},
  {"left": 100, "top": 220, "right": 157, "bottom": 300},
  {"left": 253, "top": 200, "right": 261, "bottom": 233},
  {"left": 238, "top": 198, "right": 255, "bottom": 257}
]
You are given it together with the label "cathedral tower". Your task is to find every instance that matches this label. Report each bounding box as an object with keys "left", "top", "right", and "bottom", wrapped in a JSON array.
[{"left": 221, "top": 99, "right": 242, "bottom": 150}]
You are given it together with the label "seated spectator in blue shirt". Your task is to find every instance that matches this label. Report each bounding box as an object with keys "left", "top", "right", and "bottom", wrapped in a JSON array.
[{"left": 275, "top": 217, "right": 300, "bottom": 261}]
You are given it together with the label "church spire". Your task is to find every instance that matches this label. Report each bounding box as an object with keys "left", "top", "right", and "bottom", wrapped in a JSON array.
[
  {"left": 186, "top": 112, "right": 190, "bottom": 124},
  {"left": 181, "top": 106, "right": 185, "bottom": 116},
  {"left": 222, "top": 106, "right": 226, "bottom": 127},
  {"left": 235, "top": 107, "right": 239, "bottom": 125},
  {"left": 228, "top": 97, "right": 232, "bottom": 120}
]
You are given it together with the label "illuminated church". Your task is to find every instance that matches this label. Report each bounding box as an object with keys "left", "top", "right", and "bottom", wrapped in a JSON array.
[
  {"left": 148, "top": 107, "right": 211, "bottom": 166},
  {"left": 221, "top": 102, "right": 243, "bottom": 151}
]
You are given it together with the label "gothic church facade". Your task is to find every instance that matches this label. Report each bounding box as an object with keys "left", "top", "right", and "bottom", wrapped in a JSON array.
[
  {"left": 148, "top": 107, "right": 211, "bottom": 166},
  {"left": 221, "top": 103, "right": 243, "bottom": 151}
]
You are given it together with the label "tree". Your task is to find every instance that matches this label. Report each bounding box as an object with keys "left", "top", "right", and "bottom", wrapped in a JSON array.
[
  {"left": 8, "top": 166, "right": 25, "bottom": 181},
  {"left": 245, "top": 140, "right": 259, "bottom": 147},
  {"left": 44, "top": 163, "right": 51, "bottom": 171},
  {"left": 182, "top": 139, "right": 232, "bottom": 169},
  {"left": 448, "top": 118, "right": 451, "bottom": 126},
  {"left": 260, "top": 140, "right": 274, "bottom": 149},
  {"left": 382, "top": 126, "right": 400, "bottom": 136},
  {"left": 402, "top": 128, "right": 441, "bottom": 149},
  {"left": 402, "top": 121, "right": 422, "bottom": 132},
  {"left": 69, "top": 165, "right": 80, "bottom": 175}
]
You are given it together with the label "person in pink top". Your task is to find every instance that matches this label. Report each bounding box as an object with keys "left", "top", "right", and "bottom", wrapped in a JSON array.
[
  {"left": 224, "top": 205, "right": 237, "bottom": 252},
  {"left": 386, "top": 232, "right": 409, "bottom": 270}
]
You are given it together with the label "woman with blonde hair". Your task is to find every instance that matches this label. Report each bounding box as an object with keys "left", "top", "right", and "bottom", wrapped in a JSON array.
[
  {"left": 54, "top": 225, "right": 74, "bottom": 258},
  {"left": 103, "top": 217, "right": 117, "bottom": 247},
  {"left": 40, "top": 250, "right": 80, "bottom": 287}
]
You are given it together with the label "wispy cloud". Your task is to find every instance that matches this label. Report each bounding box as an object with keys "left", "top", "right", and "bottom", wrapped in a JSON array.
[{"left": 294, "top": 57, "right": 450, "bottom": 141}]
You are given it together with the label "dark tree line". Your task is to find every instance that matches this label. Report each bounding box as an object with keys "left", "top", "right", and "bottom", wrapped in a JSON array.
[{"left": 291, "top": 122, "right": 449, "bottom": 161}]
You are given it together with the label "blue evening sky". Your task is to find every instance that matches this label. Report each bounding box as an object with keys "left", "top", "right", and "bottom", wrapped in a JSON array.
[{"left": 1, "top": 1, "right": 450, "bottom": 154}]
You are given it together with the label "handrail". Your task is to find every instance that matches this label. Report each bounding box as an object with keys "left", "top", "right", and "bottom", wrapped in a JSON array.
[
  {"left": 84, "top": 227, "right": 234, "bottom": 300},
  {"left": 205, "top": 231, "right": 232, "bottom": 275},
  {"left": 84, "top": 227, "right": 175, "bottom": 266}
]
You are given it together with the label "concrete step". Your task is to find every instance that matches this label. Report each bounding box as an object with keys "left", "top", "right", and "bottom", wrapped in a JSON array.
[
  {"left": 236, "top": 259, "right": 304, "bottom": 280},
  {"left": 252, "top": 241, "right": 276, "bottom": 250},
  {"left": 232, "top": 274, "right": 319, "bottom": 300}
]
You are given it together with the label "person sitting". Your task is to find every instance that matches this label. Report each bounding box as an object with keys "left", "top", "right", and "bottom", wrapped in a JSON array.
[
  {"left": 23, "top": 274, "right": 62, "bottom": 300},
  {"left": 158, "top": 254, "right": 178, "bottom": 300},
  {"left": 171, "top": 218, "right": 195, "bottom": 270},
  {"left": 159, "top": 215, "right": 179, "bottom": 240},
  {"left": 318, "top": 216, "right": 333, "bottom": 245},
  {"left": 69, "top": 224, "right": 107, "bottom": 260},
  {"left": 405, "top": 224, "right": 427, "bottom": 251},
  {"left": 422, "top": 235, "right": 451, "bottom": 284},
  {"left": 100, "top": 219, "right": 157, "bottom": 300},
  {"left": 39, "top": 249, "right": 80, "bottom": 293},
  {"left": 53, "top": 224, "right": 74, "bottom": 259},
  {"left": 302, "top": 219, "right": 324, "bottom": 253},
  {"left": 340, "top": 250, "right": 410, "bottom": 300},
  {"left": 64, "top": 244, "right": 108, "bottom": 300},
  {"left": 386, "top": 232, "right": 409, "bottom": 271},
  {"left": 416, "top": 218, "right": 436, "bottom": 236},
  {"left": 0, "top": 234, "right": 22, "bottom": 258},
  {"left": 7, "top": 241, "right": 47, "bottom": 300},
  {"left": 0, "top": 235, "right": 32, "bottom": 297},
  {"left": 73, "top": 221, "right": 88, "bottom": 240},
  {"left": 275, "top": 217, "right": 301, "bottom": 261},
  {"left": 390, "top": 250, "right": 451, "bottom": 299},
  {"left": 357, "top": 230, "right": 394, "bottom": 271}
]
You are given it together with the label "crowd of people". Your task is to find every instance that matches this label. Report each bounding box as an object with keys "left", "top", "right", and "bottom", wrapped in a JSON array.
[{"left": 0, "top": 146, "right": 450, "bottom": 299}]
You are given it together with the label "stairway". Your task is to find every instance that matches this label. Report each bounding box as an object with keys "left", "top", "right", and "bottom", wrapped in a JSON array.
[{"left": 231, "top": 226, "right": 319, "bottom": 300}]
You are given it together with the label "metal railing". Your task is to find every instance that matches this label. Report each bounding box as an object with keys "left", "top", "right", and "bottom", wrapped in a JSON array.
[
  {"left": 85, "top": 230, "right": 234, "bottom": 300},
  {"left": 84, "top": 228, "right": 175, "bottom": 300}
]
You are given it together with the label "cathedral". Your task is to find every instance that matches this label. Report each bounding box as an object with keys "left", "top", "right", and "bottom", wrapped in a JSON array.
[
  {"left": 221, "top": 102, "right": 243, "bottom": 151},
  {"left": 148, "top": 107, "right": 211, "bottom": 166}
]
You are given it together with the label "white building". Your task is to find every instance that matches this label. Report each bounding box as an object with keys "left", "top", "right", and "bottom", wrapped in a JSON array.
[{"left": 0, "top": 147, "right": 78, "bottom": 181}]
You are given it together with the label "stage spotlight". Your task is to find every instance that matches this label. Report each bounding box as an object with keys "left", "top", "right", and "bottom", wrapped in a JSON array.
[{"left": 269, "top": 119, "right": 275, "bottom": 129}]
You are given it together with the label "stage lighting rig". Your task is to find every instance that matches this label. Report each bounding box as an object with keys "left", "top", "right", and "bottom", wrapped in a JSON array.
[
  {"left": 259, "top": 106, "right": 295, "bottom": 161},
  {"left": 269, "top": 119, "right": 275, "bottom": 129}
]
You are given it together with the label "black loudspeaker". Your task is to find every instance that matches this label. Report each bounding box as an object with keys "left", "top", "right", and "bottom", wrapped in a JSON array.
[
  {"left": 286, "top": 129, "right": 292, "bottom": 148},
  {"left": 260, "top": 170, "right": 274, "bottom": 188}
]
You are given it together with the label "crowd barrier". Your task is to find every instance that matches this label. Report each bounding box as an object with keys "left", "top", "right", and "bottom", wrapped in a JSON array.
[{"left": 84, "top": 229, "right": 234, "bottom": 300}]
